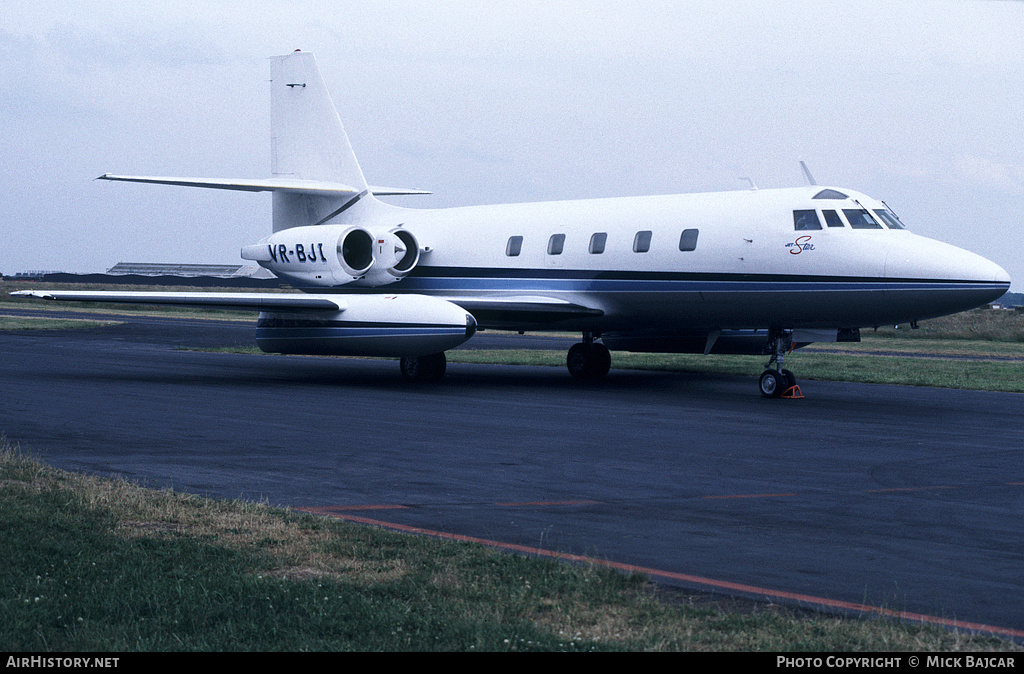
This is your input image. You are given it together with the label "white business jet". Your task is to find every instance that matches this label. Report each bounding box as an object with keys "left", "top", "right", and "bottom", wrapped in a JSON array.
[{"left": 13, "top": 51, "right": 1011, "bottom": 397}]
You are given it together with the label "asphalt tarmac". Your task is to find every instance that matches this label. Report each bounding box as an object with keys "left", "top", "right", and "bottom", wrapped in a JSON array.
[{"left": 2, "top": 313, "right": 1022, "bottom": 638}]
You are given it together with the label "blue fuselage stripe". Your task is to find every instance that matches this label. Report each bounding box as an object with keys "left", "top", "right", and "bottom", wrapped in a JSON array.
[{"left": 380, "top": 276, "right": 1006, "bottom": 294}]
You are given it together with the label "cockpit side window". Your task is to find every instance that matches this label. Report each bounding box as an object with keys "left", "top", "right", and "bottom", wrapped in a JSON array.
[
  {"left": 822, "top": 210, "right": 844, "bottom": 228},
  {"left": 873, "top": 209, "right": 905, "bottom": 229},
  {"left": 843, "top": 209, "right": 882, "bottom": 229},
  {"left": 793, "top": 210, "right": 822, "bottom": 231}
]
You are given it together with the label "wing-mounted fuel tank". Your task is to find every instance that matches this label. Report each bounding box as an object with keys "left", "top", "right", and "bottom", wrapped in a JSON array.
[
  {"left": 241, "top": 224, "right": 420, "bottom": 287},
  {"left": 255, "top": 293, "right": 476, "bottom": 357}
]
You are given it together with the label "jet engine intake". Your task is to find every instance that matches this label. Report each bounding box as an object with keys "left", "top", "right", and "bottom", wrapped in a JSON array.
[
  {"left": 353, "top": 227, "right": 421, "bottom": 287},
  {"left": 242, "top": 224, "right": 420, "bottom": 288}
]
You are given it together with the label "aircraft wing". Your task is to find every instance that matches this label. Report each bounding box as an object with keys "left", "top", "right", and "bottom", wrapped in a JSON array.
[
  {"left": 97, "top": 174, "right": 431, "bottom": 196},
  {"left": 10, "top": 290, "right": 346, "bottom": 311},
  {"left": 11, "top": 290, "right": 603, "bottom": 325}
]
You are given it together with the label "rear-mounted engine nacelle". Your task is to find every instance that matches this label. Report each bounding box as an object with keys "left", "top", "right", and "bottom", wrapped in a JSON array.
[
  {"left": 353, "top": 227, "right": 420, "bottom": 287},
  {"left": 242, "top": 224, "right": 420, "bottom": 287}
]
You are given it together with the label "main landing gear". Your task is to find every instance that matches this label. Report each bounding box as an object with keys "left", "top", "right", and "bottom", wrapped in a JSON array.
[
  {"left": 567, "top": 332, "right": 611, "bottom": 380},
  {"left": 759, "top": 329, "right": 802, "bottom": 399},
  {"left": 399, "top": 352, "right": 447, "bottom": 383}
]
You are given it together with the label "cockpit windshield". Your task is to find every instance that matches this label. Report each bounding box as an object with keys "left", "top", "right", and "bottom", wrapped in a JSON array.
[
  {"left": 790, "top": 206, "right": 909, "bottom": 231},
  {"left": 843, "top": 209, "right": 882, "bottom": 229},
  {"left": 873, "top": 209, "right": 906, "bottom": 229}
]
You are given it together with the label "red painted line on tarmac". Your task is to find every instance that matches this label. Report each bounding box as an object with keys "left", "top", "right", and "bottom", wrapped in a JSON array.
[
  {"left": 298, "top": 504, "right": 409, "bottom": 514},
  {"left": 308, "top": 509, "right": 1024, "bottom": 641}
]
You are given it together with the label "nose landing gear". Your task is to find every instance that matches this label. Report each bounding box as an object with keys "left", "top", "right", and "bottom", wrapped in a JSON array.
[{"left": 760, "top": 329, "right": 803, "bottom": 399}]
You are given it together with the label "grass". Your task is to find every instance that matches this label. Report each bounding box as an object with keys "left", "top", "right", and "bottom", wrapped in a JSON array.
[
  {"left": 1, "top": 439, "right": 1017, "bottom": 652},
  {"left": 868, "top": 309, "right": 1024, "bottom": 343},
  {"left": 0, "top": 315, "right": 120, "bottom": 331}
]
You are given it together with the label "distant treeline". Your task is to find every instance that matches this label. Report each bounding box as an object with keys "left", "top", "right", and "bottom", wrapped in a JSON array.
[{"left": 997, "top": 291, "right": 1022, "bottom": 307}]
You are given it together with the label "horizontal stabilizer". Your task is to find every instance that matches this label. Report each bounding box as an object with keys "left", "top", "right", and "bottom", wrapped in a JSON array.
[
  {"left": 97, "top": 174, "right": 430, "bottom": 196},
  {"left": 11, "top": 290, "right": 347, "bottom": 312}
]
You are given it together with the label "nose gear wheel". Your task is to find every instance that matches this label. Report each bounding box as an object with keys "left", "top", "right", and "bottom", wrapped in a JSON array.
[{"left": 760, "top": 330, "right": 803, "bottom": 398}]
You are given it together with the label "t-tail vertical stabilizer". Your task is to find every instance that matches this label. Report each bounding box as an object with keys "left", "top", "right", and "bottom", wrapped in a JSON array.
[{"left": 271, "top": 50, "right": 375, "bottom": 232}]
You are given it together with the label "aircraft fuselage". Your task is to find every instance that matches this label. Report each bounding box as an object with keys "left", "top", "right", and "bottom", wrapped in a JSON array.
[{"left": 267, "top": 186, "right": 1008, "bottom": 334}]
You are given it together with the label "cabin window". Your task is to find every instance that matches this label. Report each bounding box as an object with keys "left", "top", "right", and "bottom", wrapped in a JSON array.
[
  {"left": 822, "top": 210, "right": 844, "bottom": 228},
  {"left": 793, "top": 210, "right": 822, "bottom": 231},
  {"left": 505, "top": 235, "right": 523, "bottom": 257},
  {"left": 843, "top": 209, "right": 882, "bottom": 229},
  {"left": 633, "top": 230, "right": 652, "bottom": 253},
  {"left": 547, "top": 233, "right": 565, "bottom": 255},
  {"left": 589, "top": 232, "right": 607, "bottom": 254},
  {"left": 679, "top": 229, "right": 699, "bottom": 251},
  {"left": 813, "top": 189, "right": 848, "bottom": 200},
  {"left": 873, "top": 209, "right": 905, "bottom": 229}
]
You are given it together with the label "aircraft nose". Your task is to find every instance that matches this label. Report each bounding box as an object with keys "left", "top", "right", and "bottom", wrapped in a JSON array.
[
  {"left": 959, "top": 253, "right": 1011, "bottom": 307},
  {"left": 885, "top": 234, "right": 1011, "bottom": 316},
  {"left": 887, "top": 235, "right": 1009, "bottom": 284},
  {"left": 990, "top": 260, "right": 1012, "bottom": 285},
  {"left": 954, "top": 248, "right": 1010, "bottom": 287}
]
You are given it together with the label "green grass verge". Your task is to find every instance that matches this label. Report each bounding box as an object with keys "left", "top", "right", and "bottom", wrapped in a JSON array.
[
  {"left": 867, "top": 309, "right": 1024, "bottom": 343},
  {"left": 0, "top": 315, "right": 120, "bottom": 331},
  {"left": 445, "top": 349, "right": 1024, "bottom": 393},
  {"left": 1, "top": 441, "right": 1017, "bottom": 652}
]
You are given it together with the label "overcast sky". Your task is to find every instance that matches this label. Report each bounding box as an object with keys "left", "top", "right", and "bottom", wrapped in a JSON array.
[{"left": 2, "top": 1, "right": 1022, "bottom": 289}]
